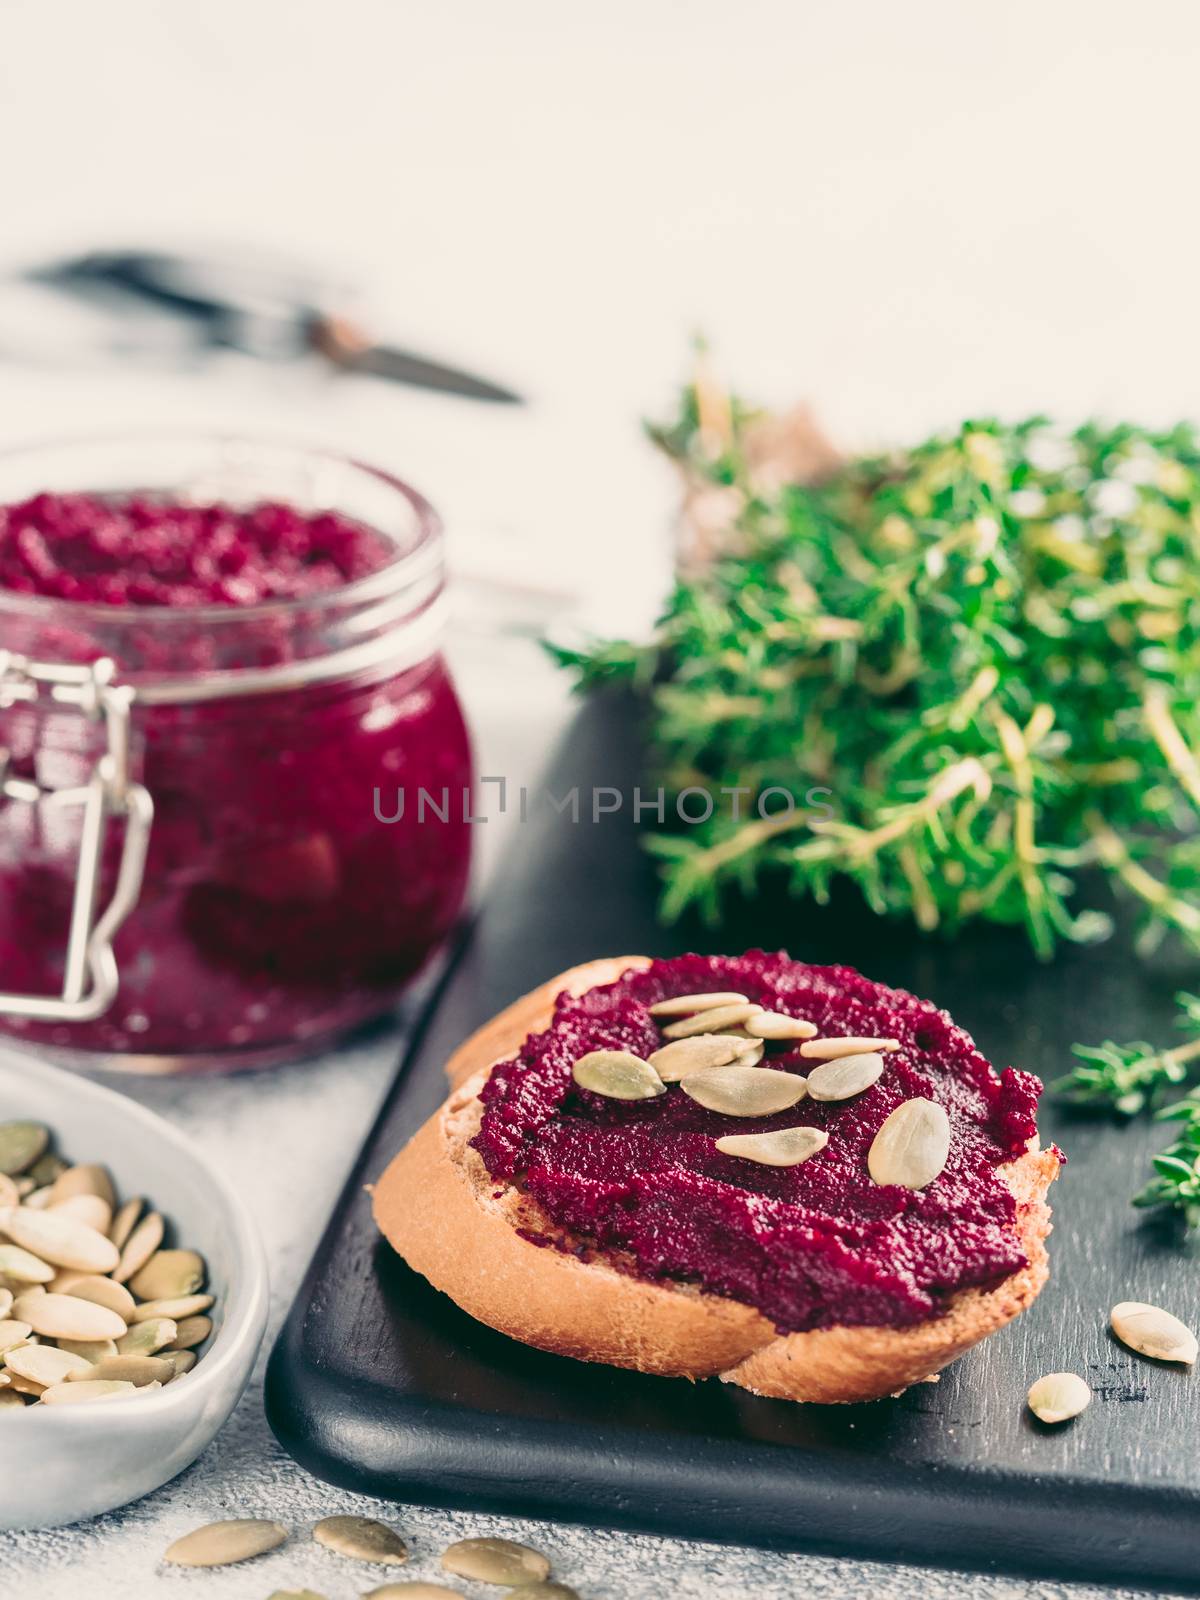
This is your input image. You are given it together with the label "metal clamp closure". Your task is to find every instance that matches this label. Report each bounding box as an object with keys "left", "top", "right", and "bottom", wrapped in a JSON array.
[{"left": 0, "top": 652, "right": 153, "bottom": 1022}]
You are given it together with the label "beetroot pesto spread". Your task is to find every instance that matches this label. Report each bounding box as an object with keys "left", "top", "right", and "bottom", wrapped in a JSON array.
[
  {"left": 0, "top": 483, "right": 471, "bottom": 1066},
  {"left": 0, "top": 493, "right": 393, "bottom": 606},
  {"left": 474, "top": 952, "right": 1046, "bottom": 1333}
]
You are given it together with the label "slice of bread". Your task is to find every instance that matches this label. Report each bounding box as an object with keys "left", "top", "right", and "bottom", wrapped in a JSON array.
[{"left": 374, "top": 957, "right": 1060, "bottom": 1404}]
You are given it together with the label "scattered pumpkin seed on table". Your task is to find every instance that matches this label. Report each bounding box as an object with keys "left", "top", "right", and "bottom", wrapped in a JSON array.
[
  {"left": 1027, "top": 1372, "right": 1092, "bottom": 1424},
  {"left": 440, "top": 1536, "right": 552, "bottom": 1584},
  {"left": 1110, "top": 1301, "right": 1198, "bottom": 1364},
  {"left": 312, "top": 1514, "right": 409, "bottom": 1564},
  {"left": 364, "top": 1585, "right": 465, "bottom": 1599},
  {"left": 163, "top": 1518, "right": 289, "bottom": 1567}
]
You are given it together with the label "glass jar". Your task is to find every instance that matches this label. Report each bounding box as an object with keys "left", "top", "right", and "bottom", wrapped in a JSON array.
[{"left": 0, "top": 435, "right": 473, "bottom": 1071}]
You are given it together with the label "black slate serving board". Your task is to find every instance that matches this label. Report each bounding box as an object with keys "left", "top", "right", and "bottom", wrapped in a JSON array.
[{"left": 266, "top": 697, "right": 1200, "bottom": 1592}]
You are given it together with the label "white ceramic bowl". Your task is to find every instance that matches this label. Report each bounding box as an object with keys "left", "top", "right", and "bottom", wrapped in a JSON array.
[{"left": 0, "top": 1052, "right": 268, "bottom": 1529}]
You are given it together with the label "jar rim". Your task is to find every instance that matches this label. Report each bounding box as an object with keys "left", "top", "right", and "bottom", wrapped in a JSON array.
[{"left": 0, "top": 429, "right": 443, "bottom": 627}]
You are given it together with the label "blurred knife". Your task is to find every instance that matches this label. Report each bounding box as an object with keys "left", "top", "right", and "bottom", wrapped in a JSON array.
[{"left": 27, "top": 248, "right": 523, "bottom": 404}]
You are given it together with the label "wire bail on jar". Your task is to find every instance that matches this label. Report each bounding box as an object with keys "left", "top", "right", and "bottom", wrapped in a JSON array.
[{"left": 0, "top": 651, "right": 153, "bottom": 1022}]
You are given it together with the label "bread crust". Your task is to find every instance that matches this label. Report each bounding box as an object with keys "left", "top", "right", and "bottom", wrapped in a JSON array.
[{"left": 375, "top": 958, "right": 1059, "bottom": 1403}]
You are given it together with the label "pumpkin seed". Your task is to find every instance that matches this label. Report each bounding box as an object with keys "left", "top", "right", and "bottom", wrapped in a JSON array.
[
  {"left": 71, "top": 1353, "right": 173, "bottom": 1387},
  {"left": 0, "top": 1289, "right": 10, "bottom": 1320},
  {"left": 50, "top": 1194, "right": 112, "bottom": 1235},
  {"left": 4, "top": 1343, "right": 91, "bottom": 1386},
  {"left": 648, "top": 991, "right": 749, "bottom": 1018},
  {"left": 440, "top": 1537, "right": 551, "bottom": 1585},
  {"left": 130, "top": 1292, "right": 214, "bottom": 1323},
  {"left": 312, "top": 1514, "right": 408, "bottom": 1564},
  {"left": 648, "top": 1034, "right": 762, "bottom": 1081},
  {"left": 128, "top": 1248, "right": 205, "bottom": 1302},
  {"left": 117, "top": 1317, "right": 178, "bottom": 1356},
  {"left": 684, "top": 1068, "right": 809, "bottom": 1120},
  {"left": 267, "top": 1592, "right": 329, "bottom": 1600},
  {"left": 163, "top": 1518, "right": 289, "bottom": 1567},
  {"left": 572, "top": 1050, "right": 666, "bottom": 1100},
  {"left": 1110, "top": 1301, "right": 1198, "bottom": 1365},
  {"left": 0, "top": 1245, "right": 54, "bottom": 1284},
  {"left": 744, "top": 1011, "right": 818, "bottom": 1040},
  {"left": 364, "top": 1587, "right": 465, "bottom": 1600},
  {"left": 22, "top": 1187, "right": 55, "bottom": 1210},
  {"left": 27, "top": 1154, "right": 68, "bottom": 1189},
  {"left": 0, "top": 1175, "right": 18, "bottom": 1209},
  {"left": 170, "top": 1314, "right": 213, "bottom": 1351},
  {"left": 3, "top": 1208, "right": 120, "bottom": 1274},
  {"left": 41, "top": 1379, "right": 136, "bottom": 1405},
  {"left": 48, "top": 1164, "right": 115, "bottom": 1209},
  {"left": 509, "top": 1586, "right": 581, "bottom": 1600},
  {"left": 1027, "top": 1372, "right": 1092, "bottom": 1423},
  {"left": 6, "top": 1374, "right": 46, "bottom": 1396},
  {"left": 682, "top": 1063, "right": 808, "bottom": 1117},
  {"left": 55, "top": 1274, "right": 136, "bottom": 1320},
  {"left": 14, "top": 1292, "right": 126, "bottom": 1342},
  {"left": 0, "top": 1321, "right": 32, "bottom": 1353},
  {"left": 867, "top": 1098, "right": 951, "bottom": 1190},
  {"left": 715, "top": 1127, "right": 829, "bottom": 1166},
  {"left": 108, "top": 1196, "right": 143, "bottom": 1251},
  {"left": 56, "top": 1337, "right": 118, "bottom": 1362},
  {"left": 0, "top": 1123, "right": 48, "bottom": 1177},
  {"left": 113, "top": 1210, "right": 164, "bottom": 1283},
  {"left": 661, "top": 1002, "right": 763, "bottom": 1039},
  {"left": 800, "top": 1036, "right": 900, "bottom": 1060},
  {"left": 805, "top": 1052, "right": 887, "bottom": 1102},
  {"left": 161, "top": 1349, "right": 197, "bottom": 1378}
]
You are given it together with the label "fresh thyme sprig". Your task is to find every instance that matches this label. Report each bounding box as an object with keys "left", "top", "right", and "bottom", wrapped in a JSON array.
[
  {"left": 552, "top": 374, "right": 1200, "bottom": 957},
  {"left": 1134, "top": 1089, "right": 1200, "bottom": 1228},
  {"left": 1058, "top": 992, "right": 1200, "bottom": 1226},
  {"left": 1054, "top": 993, "right": 1200, "bottom": 1114}
]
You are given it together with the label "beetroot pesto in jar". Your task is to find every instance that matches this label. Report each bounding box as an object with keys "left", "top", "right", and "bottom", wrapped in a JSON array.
[{"left": 0, "top": 437, "right": 472, "bottom": 1070}]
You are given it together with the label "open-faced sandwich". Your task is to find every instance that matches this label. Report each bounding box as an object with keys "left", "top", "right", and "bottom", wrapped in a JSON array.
[{"left": 373, "top": 952, "right": 1061, "bottom": 1403}]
